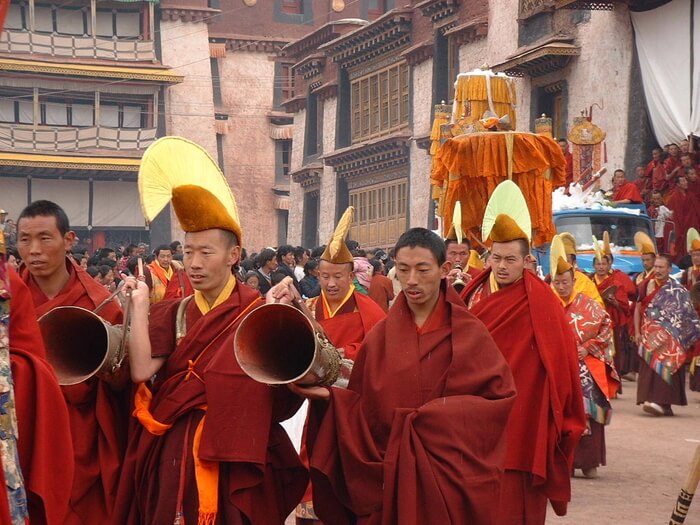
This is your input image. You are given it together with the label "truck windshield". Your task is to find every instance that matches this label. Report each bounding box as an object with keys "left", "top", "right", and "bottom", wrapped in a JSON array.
[{"left": 555, "top": 215, "right": 653, "bottom": 250}]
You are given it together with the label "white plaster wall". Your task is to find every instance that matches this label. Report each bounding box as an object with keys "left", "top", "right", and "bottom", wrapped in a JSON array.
[
  {"left": 409, "top": 58, "right": 434, "bottom": 229},
  {"left": 287, "top": 109, "right": 307, "bottom": 245},
  {"left": 218, "top": 50, "right": 278, "bottom": 251},
  {"left": 568, "top": 7, "right": 633, "bottom": 187},
  {"left": 159, "top": 19, "right": 216, "bottom": 241},
  {"left": 319, "top": 98, "right": 338, "bottom": 244}
]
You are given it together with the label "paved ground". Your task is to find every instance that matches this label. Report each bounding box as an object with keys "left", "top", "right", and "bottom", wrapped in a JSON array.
[{"left": 547, "top": 380, "right": 700, "bottom": 524}]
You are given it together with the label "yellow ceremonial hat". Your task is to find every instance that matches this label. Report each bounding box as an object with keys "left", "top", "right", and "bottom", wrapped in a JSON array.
[
  {"left": 602, "top": 231, "right": 612, "bottom": 256},
  {"left": 634, "top": 231, "right": 657, "bottom": 255},
  {"left": 321, "top": 207, "right": 355, "bottom": 265},
  {"left": 482, "top": 180, "right": 532, "bottom": 243},
  {"left": 138, "top": 137, "right": 242, "bottom": 242},
  {"left": 592, "top": 235, "right": 605, "bottom": 262},
  {"left": 550, "top": 234, "right": 573, "bottom": 279},
  {"left": 559, "top": 232, "right": 577, "bottom": 256},
  {"left": 445, "top": 201, "right": 465, "bottom": 244},
  {"left": 687, "top": 227, "right": 700, "bottom": 252}
]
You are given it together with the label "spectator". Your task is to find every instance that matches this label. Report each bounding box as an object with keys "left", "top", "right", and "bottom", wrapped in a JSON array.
[{"left": 299, "top": 258, "right": 321, "bottom": 299}]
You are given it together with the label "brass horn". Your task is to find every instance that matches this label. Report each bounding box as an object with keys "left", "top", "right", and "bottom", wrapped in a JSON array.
[
  {"left": 233, "top": 301, "right": 347, "bottom": 387},
  {"left": 38, "top": 290, "right": 130, "bottom": 386}
]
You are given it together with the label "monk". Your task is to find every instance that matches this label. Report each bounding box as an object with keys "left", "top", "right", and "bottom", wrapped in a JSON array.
[
  {"left": 667, "top": 176, "right": 700, "bottom": 262},
  {"left": 551, "top": 262, "right": 618, "bottom": 480},
  {"left": 284, "top": 227, "right": 516, "bottom": 525},
  {"left": 444, "top": 233, "right": 482, "bottom": 293},
  {"left": 646, "top": 148, "right": 669, "bottom": 194},
  {"left": 635, "top": 254, "right": 700, "bottom": 416},
  {"left": 611, "top": 169, "right": 643, "bottom": 205},
  {"left": 148, "top": 244, "right": 175, "bottom": 303},
  {"left": 15, "top": 200, "right": 126, "bottom": 525},
  {"left": 295, "top": 207, "right": 386, "bottom": 523},
  {"left": 593, "top": 251, "right": 638, "bottom": 380},
  {"left": 7, "top": 269, "right": 74, "bottom": 525},
  {"left": 114, "top": 137, "right": 306, "bottom": 525},
  {"left": 557, "top": 232, "right": 604, "bottom": 307},
  {"left": 461, "top": 219, "right": 585, "bottom": 523},
  {"left": 684, "top": 235, "right": 700, "bottom": 391}
]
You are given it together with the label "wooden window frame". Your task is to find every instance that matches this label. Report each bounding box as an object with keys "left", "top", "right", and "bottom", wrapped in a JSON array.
[
  {"left": 349, "top": 178, "right": 408, "bottom": 248},
  {"left": 350, "top": 61, "right": 409, "bottom": 144}
]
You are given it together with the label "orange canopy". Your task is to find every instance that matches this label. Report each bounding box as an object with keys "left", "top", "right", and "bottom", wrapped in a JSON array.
[{"left": 431, "top": 131, "right": 566, "bottom": 247}]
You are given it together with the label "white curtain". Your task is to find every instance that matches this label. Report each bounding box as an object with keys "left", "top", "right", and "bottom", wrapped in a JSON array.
[
  {"left": 5, "top": 4, "right": 24, "bottom": 30},
  {"left": 17, "top": 100, "right": 33, "bottom": 124},
  {"left": 115, "top": 12, "right": 140, "bottom": 38},
  {"left": 99, "top": 104, "right": 119, "bottom": 127},
  {"left": 31, "top": 179, "right": 89, "bottom": 227},
  {"left": 92, "top": 181, "right": 143, "bottom": 227},
  {"left": 72, "top": 103, "right": 94, "bottom": 127},
  {"left": 44, "top": 101, "right": 68, "bottom": 126},
  {"left": 122, "top": 105, "right": 141, "bottom": 128},
  {"left": 0, "top": 99, "right": 14, "bottom": 122},
  {"left": 0, "top": 178, "right": 29, "bottom": 221},
  {"left": 56, "top": 9, "right": 85, "bottom": 35},
  {"left": 96, "top": 10, "right": 114, "bottom": 37},
  {"left": 632, "top": 0, "right": 700, "bottom": 145},
  {"left": 34, "top": 5, "right": 53, "bottom": 33}
]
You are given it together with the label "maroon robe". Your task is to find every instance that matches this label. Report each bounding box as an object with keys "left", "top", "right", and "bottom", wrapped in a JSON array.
[
  {"left": 113, "top": 283, "right": 307, "bottom": 525},
  {"left": 667, "top": 188, "right": 700, "bottom": 261},
  {"left": 461, "top": 270, "right": 586, "bottom": 518},
  {"left": 19, "top": 259, "right": 126, "bottom": 525},
  {"left": 308, "top": 284, "right": 516, "bottom": 525},
  {"left": 612, "top": 181, "right": 643, "bottom": 203},
  {"left": 8, "top": 270, "right": 74, "bottom": 525}
]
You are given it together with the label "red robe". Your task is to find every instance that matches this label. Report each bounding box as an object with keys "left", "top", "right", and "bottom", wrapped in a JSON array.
[
  {"left": 646, "top": 159, "right": 668, "bottom": 193},
  {"left": 309, "top": 285, "right": 516, "bottom": 524},
  {"left": 113, "top": 283, "right": 307, "bottom": 525},
  {"left": 595, "top": 270, "right": 637, "bottom": 378},
  {"left": 162, "top": 268, "right": 194, "bottom": 301},
  {"left": 612, "top": 181, "right": 643, "bottom": 203},
  {"left": 461, "top": 270, "right": 586, "bottom": 516},
  {"left": 8, "top": 270, "right": 74, "bottom": 525},
  {"left": 667, "top": 188, "right": 700, "bottom": 261},
  {"left": 19, "top": 259, "right": 126, "bottom": 525},
  {"left": 309, "top": 290, "right": 386, "bottom": 360},
  {"left": 367, "top": 274, "right": 394, "bottom": 313}
]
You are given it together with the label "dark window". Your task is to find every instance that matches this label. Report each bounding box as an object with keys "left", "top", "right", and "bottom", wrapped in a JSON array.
[
  {"left": 216, "top": 134, "right": 226, "bottom": 174},
  {"left": 273, "top": 62, "right": 295, "bottom": 108},
  {"left": 281, "top": 0, "right": 302, "bottom": 14},
  {"left": 210, "top": 58, "right": 223, "bottom": 107},
  {"left": 274, "top": 0, "right": 313, "bottom": 24},
  {"left": 302, "top": 192, "right": 319, "bottom": 249},
  {"left": 531, "top": 81, "right": 567, "bottom": 139},
  {"left": 305, "top": 92, "right": 322, "bottom": 158}
]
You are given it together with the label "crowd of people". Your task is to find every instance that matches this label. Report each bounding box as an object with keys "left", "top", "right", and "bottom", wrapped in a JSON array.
[{"left": 0, "top": 166, "right": 699, "bottom": 525}]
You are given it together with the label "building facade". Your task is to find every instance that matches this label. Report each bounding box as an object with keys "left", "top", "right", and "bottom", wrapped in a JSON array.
[
  {"left": 285, "top": 0, "right": 661, "bottom": 250},
  {"left": 0, "top": 0, "right": 182, "bottom": 248}
]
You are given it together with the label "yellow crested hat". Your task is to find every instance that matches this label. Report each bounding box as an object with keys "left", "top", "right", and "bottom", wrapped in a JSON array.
[
  {"left": 468, "top": 249, "right": 484, "bottom": 271},
  {"left": 138, "top": 137, "right": 242, "bottom": 242},
  {"left": 321, "top": 207, "right": 355, "bottom": 265},
  {"left": 602, "top": 231, "right": 612, "bottom": 256},
  {"left": 559, "top": 232, "right": 577, "bottom": 256},
  {"left": 550, "top": 234, "right": 573, "bottom": 280},
  {"left": 687, "top": 227, "right": 700, "bottom": 252},
  {"left": 482, "top": 180, "right": 531, "bottom": 243},
  {"left": 592, "top": 235, "right": 605, "bottom": 262},
  {"left": 445, "top": 201, "right": 465, "bottom": 244},
  {"left": 634, "top": 231, "right": 657, "bottom": 255}
]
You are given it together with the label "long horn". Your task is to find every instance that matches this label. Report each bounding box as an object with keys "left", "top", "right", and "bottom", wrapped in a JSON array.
[
  {"left": 38, "top": 303, "right": 129, "bottom": 386},
  {"left": 233, "top": 302, "right": 344, "bottom": 387}
]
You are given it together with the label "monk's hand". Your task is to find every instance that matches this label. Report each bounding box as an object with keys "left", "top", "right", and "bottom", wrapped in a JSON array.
[
  {"left": 266, "top": 276, "right": 299, "bottom": 305},
  {"left": 287, "top": 382, "right": 331, "bottom": 401},
  {"left": 445, "top": 268, "right": 462, "bottom": 286},
  {"left": 121, "top": 276, "right": 149, "bottom": 312},
  {"left": 578, "top": 347, "right": 587, "bottom": 360}
]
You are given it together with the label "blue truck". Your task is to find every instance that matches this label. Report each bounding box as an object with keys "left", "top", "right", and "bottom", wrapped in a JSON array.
[{"left": 536, "top": 205, "right": 663, "bottom": 277}]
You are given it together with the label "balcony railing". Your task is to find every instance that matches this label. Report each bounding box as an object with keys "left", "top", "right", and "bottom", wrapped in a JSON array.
[
  {"left": 0, "top": 29, "right": 156, "bottom": 61},
  {"left": 0, "top": 123, "right": 158, "bottom": 151}
]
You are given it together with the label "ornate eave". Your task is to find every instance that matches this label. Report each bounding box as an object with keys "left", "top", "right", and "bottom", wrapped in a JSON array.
[
  {"left": 414, "top": 134, "right": 431, "bottom": 151},
  {"left": 441, "top": 16, "right": 488, "bottom": 44},
  {"left": 555, "top": 0, "right": 670, "bottom": 9},
  {"left": 416, "top": 0, "right": 460, "bottom": 26},
  {"left": 161, "top": 6, "right": 220, "bottom": 24},
  {"left": 208, "top": 33, "right": 290, "bottom": 53},
  {"left": 323, "top": 135, "right": 410, "bottom": 180},
  {"left": 313, "top": 82, "right": 338, "bottom": 101},
  {"left": 0, "top": 57, "right": 183, "bottom": 83},
  {"left": 492, "top": 39, "right": 580, "bottom": 77},
  {"left": 283, "top": 20, "right": 368, "bottom": 58},
  {"left": 281, "top": 94, "right": 307, "bottom": 113},
  {"left": 401, "top": 41, "right": 433, "bottom": 67},
  {"left": 0, "top": 152, "right": 139, "bottom": 180},
  {"left": 322, "top": 9, "right": 413, "bottom": 69},
  {"left": 291, "top": 163, "right": 323, "bottom": 191},
  {"left": 293, "top": 55, "right": 326, "bottom": 80}
]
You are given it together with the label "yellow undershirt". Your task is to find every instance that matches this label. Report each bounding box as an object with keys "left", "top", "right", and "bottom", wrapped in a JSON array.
[
  {"left": 321, "top": 284, "right": 355, "bottom": 318},
  {"left": 194, "top": 274, "right": 237, "bottom": 315},
  {"left": 158, "top": 261, "right": 174, "bottom": 280}
]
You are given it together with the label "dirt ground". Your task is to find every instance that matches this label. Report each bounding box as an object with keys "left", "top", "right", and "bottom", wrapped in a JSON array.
[{"left": 547, "top": 380, "right": 700, "bottom": 525}]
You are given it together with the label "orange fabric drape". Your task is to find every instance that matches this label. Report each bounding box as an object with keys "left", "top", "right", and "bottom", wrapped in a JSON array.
[{"left": 431, "top": 131, "right": 566, "bottom": 247}]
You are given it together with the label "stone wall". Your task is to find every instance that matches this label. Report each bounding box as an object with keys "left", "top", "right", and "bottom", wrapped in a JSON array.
[
  {"left": 287, "top": 108, "right": 307, "bottom": 245},
  {"left": 319, "top": 98, "right": 338, "bottom": 243},
  {"left": 219, "top": 50, "right": 278, "bottom": 252},
  {"left": 160, "top": 19, "right": 216, "bottom": 242},
  {"left": 410, "top": 58, "right": 434, "bottom": 229}
]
